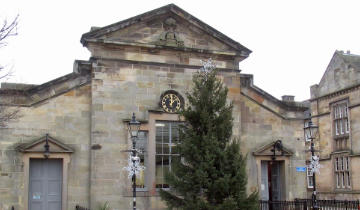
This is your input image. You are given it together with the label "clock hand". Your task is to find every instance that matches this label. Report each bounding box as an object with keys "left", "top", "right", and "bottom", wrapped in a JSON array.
[{"left": 169, "top": 94, "right": 174, "bottom": 106}]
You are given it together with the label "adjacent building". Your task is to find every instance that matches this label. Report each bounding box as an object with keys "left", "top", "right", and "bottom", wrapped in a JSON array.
[
  {"left": 0, "top": 4, "right": 359, "bottom": 210},
  {"left": 308, "top": 50, "right": 360, "bottom": 200}
]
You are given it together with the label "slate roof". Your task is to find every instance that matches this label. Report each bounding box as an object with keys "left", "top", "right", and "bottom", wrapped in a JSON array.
[
  {"left": 338, "top": 51, "right": 360, "bottom": 69},
  {"left": 80, "top": 4, "right": 251, "bottom": 55}
]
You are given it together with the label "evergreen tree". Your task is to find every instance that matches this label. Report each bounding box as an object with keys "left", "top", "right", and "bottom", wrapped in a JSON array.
[{"left": 160, "top": 60, "right": 258, "bottom": 210}]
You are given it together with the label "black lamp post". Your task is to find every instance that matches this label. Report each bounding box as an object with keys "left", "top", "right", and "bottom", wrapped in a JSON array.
[
  {"left": 304, "top": 119, "right": 319, "bottom": 210},
  {"left": 127, "top": 113, "right": 141, "bottom": 210},
  {"left": 271, "top": 140, "right": 283, "bottom": 161},
  {"left": 44, "top": 133, "right": 50, "bottom": 159}
]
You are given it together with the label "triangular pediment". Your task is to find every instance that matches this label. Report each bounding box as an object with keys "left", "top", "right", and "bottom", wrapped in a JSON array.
[
  {"left": 81, "top": 4, "right": 251, "bottom": 55},
  {"left": 315, "top": 51, "right": 360, "bottom": 97},
  {"left": 16, "top": 134, "right": 74, "bottom": 153},
  {"left": 253, "top": 141, "right": 293, "bottom": 157}
]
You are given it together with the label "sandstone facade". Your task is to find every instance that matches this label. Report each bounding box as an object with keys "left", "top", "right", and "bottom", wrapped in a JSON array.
[
  {"left": 309, "top": 51, "right": 360, "bottom": 200},
  {"left": 0, "top": 4, "right": 356, "bottom": 210}
]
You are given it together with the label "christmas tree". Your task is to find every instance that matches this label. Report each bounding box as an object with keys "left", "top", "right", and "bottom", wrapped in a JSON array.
[{"left": 160, "top": 60, "right": 258, "bottom": 210}]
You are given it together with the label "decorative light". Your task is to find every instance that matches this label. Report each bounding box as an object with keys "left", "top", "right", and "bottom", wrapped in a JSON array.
[
  {"left": 128, "top": 113, "right": 141, "bottom": 138},
  {"left": 271, "top": 140, "right": 283, "bottom": 161},
  {"left": 199, "top": 58, "right": 216, "bottom": 78},
  {"left": 309, "top": 155, "right": 322, "bottom": 174},
  {"left": 123, "top": 154, "right": 145, "bottom": 179}
]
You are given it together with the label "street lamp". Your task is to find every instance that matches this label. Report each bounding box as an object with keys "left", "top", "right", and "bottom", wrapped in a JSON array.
[
  {"left": 127, "top": 113, "right": 141, "bottom": 210},
  {"left": 271, "top": 140, "right": 283, "bottom": 161},
  {"left": 44, "top": 133, "right": 50, "bottom": 159},
  {"left": 304, "top": 118, "right": 319, "bottom": 210}
]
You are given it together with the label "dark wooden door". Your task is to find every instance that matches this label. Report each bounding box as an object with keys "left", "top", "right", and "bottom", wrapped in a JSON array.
[{"left": 270, "top": 161, "right": 281, "bottom": 201}]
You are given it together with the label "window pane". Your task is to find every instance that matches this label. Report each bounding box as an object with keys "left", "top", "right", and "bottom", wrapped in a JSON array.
[
  {"left": 306, "top": 166, "right": 313, "bottom": 188},
  {"left": 343, "top": 157, "right": 347, "bottom": 170},
  {"left": 340, "top": 120, "right": 344, "bottom": 134},
  {"left": 156, "top": 143, "right": 162, "bottom": 154},
  {"left": 163, "top": 123, "right": 170, "bottom": 143},
  {"left": 345, "top": 118, "right": 350, "bottom": 133},
  {"left": 156, "top": 126, "right": 163, "bottom": 143},
  {"left": 136, "top": 132, "right": 147, "bottom": 152},
  {"left": 155, "top": 121, "right": 180, "bottom": 189},
  {"left": 155, "top": 155, "right": 163, "bottom": 188},
  {"left": 334, "top": 106, "right": 338, "bottom": 118},
  {"left": 170, "top": 144, "right": 178, "bottom": 154},
  {"left": 344, "top": 105, "right": 348, "bottom": 117},
  {"left": 307, "top": 166, "right": 312, "bottom": 176},
  {"left": 308, "top": 176, "right": 313, "bottom": 188},
  {"left": 347, "top": 172, "right": 351, "bottom": 187},
  {"left": 339, "top": 105, "right": 343, "bottom": 118},
  {"left": 156, "top": 123, "right": 170, "bottom": 143},
  {"left": 171, "top": 123, "right": 180, "bottom": 143},
  {"left": 136, "top": 160, "right": 145, "bottom": 188},
  {"left": 156, "top": 133, "right": 162, "bottom": 143},
  {"left": 163, "top": 155, "right": 170, "bottom": 165},
  {"left": 335, "top": 158, "right": 338, "bottom": 171},
  {"left": 341, "top": 157, "right": 344, "bottom": 170},
  {"left": 163, "top": 144, "right": 170, "bottom": 154}
]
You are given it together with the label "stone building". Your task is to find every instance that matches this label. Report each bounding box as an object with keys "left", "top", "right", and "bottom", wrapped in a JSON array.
[
  {"left": 0, "top": 4, "right": 356, "bottom": 210},
  {"left": 309, "top": 50, "right": 360, "bottom": 200}
]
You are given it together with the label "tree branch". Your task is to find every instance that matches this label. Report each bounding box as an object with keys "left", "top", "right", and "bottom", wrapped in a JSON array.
[
  {"left": 0, "top": 15, "right": 20, "bottom": 127},
  {"left": 0, "top": 15, "right": 18, "bottom": 48}
]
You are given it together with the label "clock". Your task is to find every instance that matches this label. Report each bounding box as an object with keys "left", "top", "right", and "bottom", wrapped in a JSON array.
[{"left": 161, "top": 92, "right": 182, "bottom": 113}]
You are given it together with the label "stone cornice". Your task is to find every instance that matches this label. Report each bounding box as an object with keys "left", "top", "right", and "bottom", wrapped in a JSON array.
[
  {"left": 85, "top": 39, "right": 242, "bottom": 57},
  {"left": 310, "top": 83, "right": 360, "bottom": 102},
  {"left": 240, "top": 74, "right": 308, "bottom": 117},
  {"left": 241, "top": 92, "right": 306, "bottom": 120},
  {"left": 90, "top": 57, "right": 241, "bottom": 73},
  {"left": 0, "top": 60, "right": 92, "bottom": 107}
]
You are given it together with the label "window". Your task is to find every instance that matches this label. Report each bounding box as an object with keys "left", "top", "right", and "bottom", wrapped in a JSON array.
[
  {"left": 135, "top": 131, "right": 147, "bottom": 189},
  {"left": 332, "top": 101, "right": 350, "bottom": 151},
  {"left": 306, "top": 165, "right": 314, "bottom": 188},
  {"left": 155, "top": 121, "right": 180, "bottom": 189},
  {"left": 335, "top": 156, "right": 351, "bottom": 189},
  {"left": 333, "top": 101, "right": 350, "bottom": 137}
]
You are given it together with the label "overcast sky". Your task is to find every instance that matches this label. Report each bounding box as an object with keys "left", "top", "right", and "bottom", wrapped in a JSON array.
[{"left": 1, "top": 0, "right": 360, "bottom": 101}]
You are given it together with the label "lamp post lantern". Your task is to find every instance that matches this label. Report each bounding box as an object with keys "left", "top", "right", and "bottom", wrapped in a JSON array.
[
  {"left": 271, "top": 140, "right": 283, "bottom": 161},
  {"left": 44, "top": 133, "right": 50, "bottom": 159},
  {"left": 127, "top": 113, "right": 141, "bottom": 210},
  {"left": 304, "top": 118, "right": 319, "bottom": 210}
]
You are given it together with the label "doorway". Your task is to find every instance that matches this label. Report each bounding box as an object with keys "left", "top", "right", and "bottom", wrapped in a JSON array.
[
  {"left": 29, "top": 159, "right": 63, "bottom": 210},
  {"left": 260, "top": 161, "right": 284, "bottom": 201}
]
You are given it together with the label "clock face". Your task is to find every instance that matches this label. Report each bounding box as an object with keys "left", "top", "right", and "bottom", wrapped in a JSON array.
[{"left": 161, "top": 93, "right": 181, "bottom": 113}]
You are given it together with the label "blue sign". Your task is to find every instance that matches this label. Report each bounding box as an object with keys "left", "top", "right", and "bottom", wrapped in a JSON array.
[{"left": 296, "top": 167, "right": 306, "bottom": 172}]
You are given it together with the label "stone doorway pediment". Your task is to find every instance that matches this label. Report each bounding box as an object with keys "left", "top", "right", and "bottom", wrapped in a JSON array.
[
  {"left": 16, "top": 134, "right": 74, "bottom": 154},
  {"left": 253, "top": 141, "right": 293, "bottom": 157}
]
